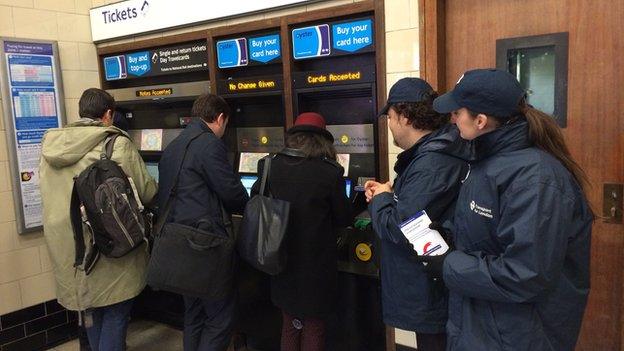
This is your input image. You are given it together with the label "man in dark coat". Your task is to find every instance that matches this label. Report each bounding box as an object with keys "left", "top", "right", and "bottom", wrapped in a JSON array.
[
  {"left": 365, "top": 78, "right": 468, "bottom": 351},
  {"left": 158, "top": 93, "right": 249, "bottom": 351}
]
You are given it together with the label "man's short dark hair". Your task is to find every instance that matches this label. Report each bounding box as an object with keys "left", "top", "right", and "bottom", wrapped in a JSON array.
[
  {"left": 79, "top": 88, "right": 115, "bottom": 119},
  {"left": 191, "top": 94, "right": 231, "bottom": 123},
  {"left": 390, "top": 92, "right": 450, "bottom": 131}
]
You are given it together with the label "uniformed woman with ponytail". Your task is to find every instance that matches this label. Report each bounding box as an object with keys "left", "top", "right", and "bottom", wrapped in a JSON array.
[{"left": 423, "top": 69, "right": 593, "bottom": 351}]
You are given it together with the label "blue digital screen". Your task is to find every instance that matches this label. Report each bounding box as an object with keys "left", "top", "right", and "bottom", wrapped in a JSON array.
[
  {"left": 216, "top": 38, "right": 248, "bottom": 68},
  {"left": 241, "top": 175, "right": 258, "bottom": 196},
  {"left": 248, "top": 34, "right": 281, "bottom": 64},
  {"left": 332, "top": 19, "right": 374, "bottom": 53},
  {"left": 345, "top": 178, "right": 352, "bottom": 198},
  {"left": 145, "top": 162, "right": 159, "bottom": 183},
  {"left": 104, "top": 55, "right": 127, "bottom": 81},
  {"left": 292, "top": 24, "right": 331, "bottom": 59}
]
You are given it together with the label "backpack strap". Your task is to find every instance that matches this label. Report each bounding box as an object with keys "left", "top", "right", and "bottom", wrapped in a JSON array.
[
  {"left": 70, "top": 182, "right": 85, "bottom": 269},
  {"left": 101, "top": 134, "right": 120, "bottom": 160},
  {"left": 69, "top": 181, "right": 100, "bottom": 275}
]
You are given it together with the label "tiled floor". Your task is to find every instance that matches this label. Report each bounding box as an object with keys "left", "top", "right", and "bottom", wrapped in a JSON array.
[{"left": 51, "top": 319, "right": 183, "bottom": 351}]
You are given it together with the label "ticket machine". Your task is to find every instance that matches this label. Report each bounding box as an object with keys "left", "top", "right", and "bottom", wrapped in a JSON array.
[
  {"left": 290, "top": 15, "right": 385, "bottom": 350},
  {"left": 214, "top": 29, "right": 287, "bottom": 349},
  {"left": 100, "top": 38, "right": 211, "bottom": 327}
]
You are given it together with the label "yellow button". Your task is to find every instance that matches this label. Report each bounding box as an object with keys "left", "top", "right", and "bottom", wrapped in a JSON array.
[
  {"left": 355, "top": 243, "right": 372, "bottom": 262},
  {"left": 340, "top": 134, "right": 349, "bottom": 144},
  {"left": 261, "top": 136, "right": 269, "bottom": 144}
]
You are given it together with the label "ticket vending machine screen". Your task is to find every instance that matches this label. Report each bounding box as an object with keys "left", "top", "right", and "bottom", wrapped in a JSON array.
[
  {"left": 344, "top": 178, "right": 352, "bottom": 198},
  {"left": 145, "top": 162, "right": 159, "bottom": 183},
  {"left": 240, "top": 175, "right": 258, "bottom": 196}
]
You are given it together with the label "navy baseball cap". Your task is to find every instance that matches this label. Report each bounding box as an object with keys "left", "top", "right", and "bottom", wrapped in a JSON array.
[
  {"left": 433, "top": 69, "right": 525, "bottom": 118},
  {"left": 378, "top": 78, "right": 434, "bottom": 117}
]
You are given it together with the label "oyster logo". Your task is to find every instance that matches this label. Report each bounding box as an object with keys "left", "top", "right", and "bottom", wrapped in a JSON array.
[{"left": 470, "top": 200, "right": 493, "bottom": 219}]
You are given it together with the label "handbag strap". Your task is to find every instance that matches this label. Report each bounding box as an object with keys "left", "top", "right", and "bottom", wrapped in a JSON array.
[
  {"left": 259, "top": 155, "right": 272, "bottom": 196},
  {"left": 258, "top": 148, "right": 307, "bottom": 197},
  {"left": 154, "top": 131, "right": 207, "bottom": 234}
]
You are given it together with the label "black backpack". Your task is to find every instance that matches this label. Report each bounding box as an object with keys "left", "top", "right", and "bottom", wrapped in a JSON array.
[{"left": 70, "top": 134, "right": 151, "bottom": 275}]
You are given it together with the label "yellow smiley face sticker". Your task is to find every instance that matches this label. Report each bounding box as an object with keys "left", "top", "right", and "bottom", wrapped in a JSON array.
[
  {"left": 261, "top": 136, "right": 269, "bottom": 144},
  {"left": 340, "top": 134, "right": 349, "bottom": 144},
  {"left": 355, "top": 243, "right": 372, "bottom": 262}
]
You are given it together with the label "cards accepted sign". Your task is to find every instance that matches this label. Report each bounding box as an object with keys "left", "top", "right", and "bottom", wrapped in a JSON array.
[{"left": 90, "top": 0, "right": 316, "bottom": 42}]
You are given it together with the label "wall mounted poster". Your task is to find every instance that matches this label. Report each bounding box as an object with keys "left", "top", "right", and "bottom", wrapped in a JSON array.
[{"left": 0, "top": 39, "right": 65, "bottom": 233}]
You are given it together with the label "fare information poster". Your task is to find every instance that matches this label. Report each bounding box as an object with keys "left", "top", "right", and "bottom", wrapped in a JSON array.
[{"left": 0, "top": 39, "right": 65, "bottom": 233}]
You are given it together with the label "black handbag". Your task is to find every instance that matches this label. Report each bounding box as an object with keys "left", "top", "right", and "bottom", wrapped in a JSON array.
[
  {"left": 146, "top": 132, "right": 235, "bottom": 300},
  {"left": 238, "top": 153, "right": 291, "bottom": 275}
]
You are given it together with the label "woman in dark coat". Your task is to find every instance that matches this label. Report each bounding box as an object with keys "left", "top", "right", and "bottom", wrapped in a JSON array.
[{"left": 252, "top": 112, "right": 352, "bottom": 351}]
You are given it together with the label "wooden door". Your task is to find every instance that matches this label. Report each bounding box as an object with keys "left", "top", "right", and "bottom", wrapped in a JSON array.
[{"left": 430, "top": 0, "right": 624, "bottom": 349}]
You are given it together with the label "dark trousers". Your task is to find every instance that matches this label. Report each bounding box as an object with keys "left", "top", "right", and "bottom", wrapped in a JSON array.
[
  {"left": 416, "top": 332, "right": 446, "bottom": 351},
  {"left": 183, "top": 295, "right": 235, "bottom": 351},
  {"left": 281, "top": 311, "right": 326, "bottom": 351},
  {"left": 85, "top": 299, "right": 134, "bottom": 351}
]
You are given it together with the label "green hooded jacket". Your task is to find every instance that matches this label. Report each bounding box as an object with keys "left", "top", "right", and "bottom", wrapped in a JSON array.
[{"left": 39, "top": 119, "right": 157, "bottom": 311}]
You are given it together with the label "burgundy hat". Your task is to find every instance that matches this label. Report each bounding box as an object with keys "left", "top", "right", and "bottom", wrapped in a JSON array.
[{"left": 287, "top": 112, "right": 334, "bottom": 142}]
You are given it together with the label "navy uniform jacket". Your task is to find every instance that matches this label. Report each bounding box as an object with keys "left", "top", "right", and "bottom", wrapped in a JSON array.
[
  {"left": 444, "top": 120, "right": 592, "bottom": 350},
  {"left": 369, "top": 124, "right": 468, "bottom": 333},
  {"left": 158, "top": 120, "right": 249, "bottom": 231}
]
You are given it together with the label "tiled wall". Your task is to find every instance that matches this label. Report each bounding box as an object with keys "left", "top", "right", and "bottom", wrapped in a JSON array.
[
  {"left": 0, "top": 0, "right": 100, "bottom": 317},
  {"left": 384, "top": 0, "right": 421, "bottom": 181},
  {"left": 384, "top": 0, "right": 421, "bottom": 349},
  {"left": 0, "top": 300, "right": 78, "bottom": 351}
]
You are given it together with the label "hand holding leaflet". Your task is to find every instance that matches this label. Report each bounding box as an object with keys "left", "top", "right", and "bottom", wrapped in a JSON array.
[
  {"left": 399, "top": 210, "right": 449, "bottom": 256},
  {"left": 400, "top": 211, "right": 450, "bottom": 280}
]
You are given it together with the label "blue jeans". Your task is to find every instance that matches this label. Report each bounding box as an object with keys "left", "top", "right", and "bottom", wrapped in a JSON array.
[
  {"left": 85, "top": 299, "right": 134, "bottom": 351},
  {"left": 183, "top": 295, "right": 235, "bottom": 351}
]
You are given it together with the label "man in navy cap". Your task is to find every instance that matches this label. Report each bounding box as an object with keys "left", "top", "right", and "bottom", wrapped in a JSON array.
[{"left": 365, "top": 78, "right": 468, "bottom": 351}]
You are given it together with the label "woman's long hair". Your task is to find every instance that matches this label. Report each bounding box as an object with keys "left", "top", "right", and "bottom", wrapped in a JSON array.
[
  {"left": 518, "top": 100, "right": 590, "bottom": 194},
  {"left": 285, "top": 131, "right": 337, "bottom": 160}
]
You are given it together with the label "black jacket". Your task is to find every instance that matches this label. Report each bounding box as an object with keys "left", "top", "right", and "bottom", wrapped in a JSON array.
[
  {"left": 158, "top": 120, "right": 249, "bottom": 232},
  {"left": 368, "top": 124, "right": 467, "bottom": 333},
  {"left": 251, "top": 153, "right": 352, "bottom": 318},
  {"left": 444, "top": 120, "right": 592, "bottom": 350}
]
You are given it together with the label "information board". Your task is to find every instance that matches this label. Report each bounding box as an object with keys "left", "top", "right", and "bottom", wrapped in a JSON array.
[
  {"left": 216, "top": 33, "right": 281, "bottom": 69},
  {"left": 292, "top": 17, "right": 374, "bottom": 60},
  {"left": 248, "top": 34, "right": 281, "bottom": 64},
  {"left": 0, "top": 39, "right": 65, "bottom": 233},
  {"left": 103, "top": 40, "right": 208, "bottom": 81}
]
